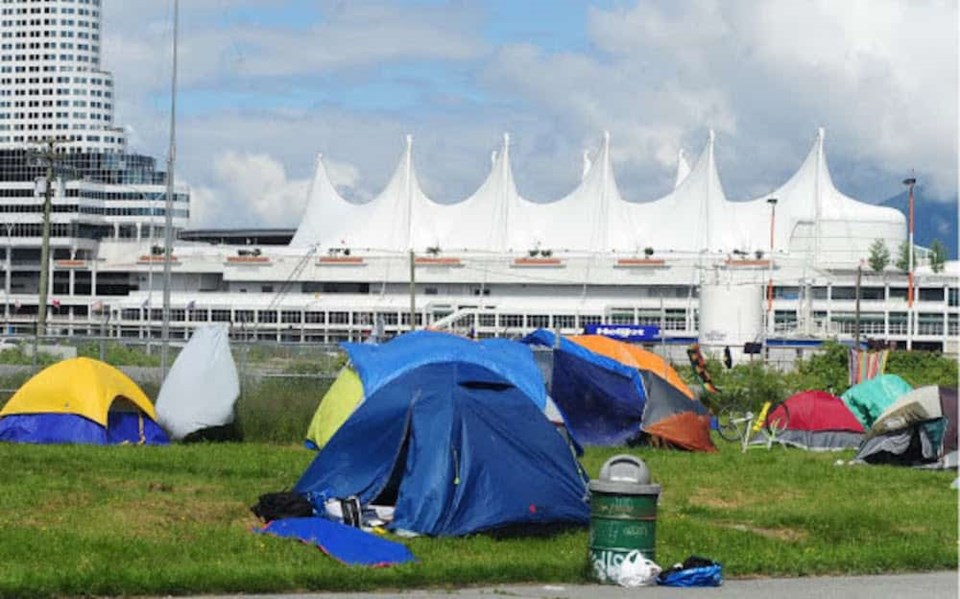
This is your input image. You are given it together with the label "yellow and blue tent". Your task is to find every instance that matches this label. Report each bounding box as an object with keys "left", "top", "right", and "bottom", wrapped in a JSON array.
[
  {"left": 305, "top": 331, "right": 554, "bottom": 451},
  {"left": 0, "top": 357, "right": 168, "bottom": 445},
  {"left": 305, "top": 366, "right": 364, "bottom": 451}
]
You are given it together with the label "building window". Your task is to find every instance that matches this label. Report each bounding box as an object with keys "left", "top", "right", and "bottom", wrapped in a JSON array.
[
  {"left": 889, "top": 287, "right": 908, "bottom": 300},
  {"left": 500, "top": 314, "right": 523, "bottom": 328},
  {"left": 211, "top": 309, "right": 230, "bottom": 322},
  {"left": 329, "top": 311, "right": 349, "bottom": 325},
  {"left": 281, "top": 310, "right": 302, "bottom": 324},
  {"left": 830, "top": 287, "right": 856, "bottom": 300},
  {"left": 528, "top": 314, "right": 550, "bottom": 328},
  {"left": 400, "top": 313, "right": 423, "bottom": 326},
  {"left": 918, "top": 288, "right": 944, "bottom": 302}
]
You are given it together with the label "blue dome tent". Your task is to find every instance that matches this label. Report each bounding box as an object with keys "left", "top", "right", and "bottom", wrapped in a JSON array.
[{"left": 294, "top": 331, "right": 590, "bottom": 537}]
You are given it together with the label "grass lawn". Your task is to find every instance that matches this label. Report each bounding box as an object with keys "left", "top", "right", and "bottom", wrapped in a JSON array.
[{"left": 0, "top": 441, "right": 955, "bottom": 598}]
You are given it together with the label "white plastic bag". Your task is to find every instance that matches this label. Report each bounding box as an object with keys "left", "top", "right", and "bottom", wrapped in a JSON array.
[{"left": 616, "top": 550, "right": 661, "bottom": 587}]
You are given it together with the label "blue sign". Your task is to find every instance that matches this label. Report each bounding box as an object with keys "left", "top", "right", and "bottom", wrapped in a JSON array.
[{"left": 584, "top": 324, "right": 661, "bottom": 342}]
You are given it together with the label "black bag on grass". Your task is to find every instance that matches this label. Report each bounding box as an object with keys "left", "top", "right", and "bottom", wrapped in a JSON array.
[{"left": 250, "top": 491, "right": 314, "bottom": 522}]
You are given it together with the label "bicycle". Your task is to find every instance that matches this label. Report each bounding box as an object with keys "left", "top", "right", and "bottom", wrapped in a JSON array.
[{"left": 715, "top": 400, "right": 790, "bottom": 452}]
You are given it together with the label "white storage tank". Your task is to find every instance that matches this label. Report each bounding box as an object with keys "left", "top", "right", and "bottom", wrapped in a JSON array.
[{"left": 699, "top": 279, "right": 763, "bottom": 358}]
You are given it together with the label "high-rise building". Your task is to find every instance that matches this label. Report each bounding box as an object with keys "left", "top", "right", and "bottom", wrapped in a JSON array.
[
  {"left": 0, "top": 0, "right": 190, "bottom": 327},
  {"left": 0, "top": 0, "right": 124, "bottom": 153}
]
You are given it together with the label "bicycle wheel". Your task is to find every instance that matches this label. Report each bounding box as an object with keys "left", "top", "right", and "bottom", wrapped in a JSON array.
[
  {"left": 764, "top": 402, "right": 791, "bottom": 437},
  {"left": 716, "top": 406, "right": 748, "bottom": 442}
]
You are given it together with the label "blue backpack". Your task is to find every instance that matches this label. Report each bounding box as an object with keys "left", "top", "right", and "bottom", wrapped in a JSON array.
[{"left": 657, "top": 556, "right": 723, "bottom": 587}]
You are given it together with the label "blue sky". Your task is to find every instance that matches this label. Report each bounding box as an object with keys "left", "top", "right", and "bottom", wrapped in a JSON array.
[{"left": 102, "top": 0, "right": 958, "bottom": 229}]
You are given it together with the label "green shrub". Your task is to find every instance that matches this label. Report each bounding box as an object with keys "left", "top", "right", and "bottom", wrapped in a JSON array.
[
  {"left": 234, "top": 375, "right": 334, "bottom": 443},
  {"left": 783, "top": 341, "right": 850, "bottom": 396},
  {"left": 887, "top": 350, "right": 958, "bottom": 388},
  {"left": 76, "top": 342, "right": 165, "bottom": 367}
]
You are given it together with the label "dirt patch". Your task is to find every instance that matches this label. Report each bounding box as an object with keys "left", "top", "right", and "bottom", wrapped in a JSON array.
[
  {"left": 690, "top": 489, "right": 750, "bottom": 509},
  {"left": 690, "top": 487, "right": 804, "bottom": 510},
  {"left": 718, "top": 522, "right": 808, "bottom": 542}
]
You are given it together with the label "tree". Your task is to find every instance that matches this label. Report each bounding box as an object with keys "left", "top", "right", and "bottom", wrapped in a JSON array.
[
  {"left": 867, "top": 239, "right": 890, "bottom": 273},
  {"left": 895, "top": 240, "right": 910, "bottom": 271},
  {"left": 929, "top": 239, "right": 947, "bottom": 273}
]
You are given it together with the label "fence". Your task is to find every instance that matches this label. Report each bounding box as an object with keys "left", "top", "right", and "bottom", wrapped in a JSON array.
[
  {"left": 0, "top": 332, "right": 825, "bottom": 443},
  {"left": 0, "top": 334, "right": 346, "bottom": 443}
]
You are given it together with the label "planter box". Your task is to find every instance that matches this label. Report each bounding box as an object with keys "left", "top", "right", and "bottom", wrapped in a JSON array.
[
  {"left": 512, "top": 257, "right": 563, "bottom": 267},
  {"left": 725, "top": 259, "right": 770, "bottom": 267},
  {"left": 415, "top": 257, "right": 462, "bottom": 267},
  {"left": 226, "top": 255, "right": 271, "bottom": 265},
  {"left": 615, "top": 258, "right": 665, "bottom": 268},
  {"left": 54, "top": 259, "right": 88, "bottom": 269},
  {"left": 138, "top": 255, "right": 179, "bottom": 264},
  {"left": 317, "top": 256, "right": 365, "bottom": 265}
]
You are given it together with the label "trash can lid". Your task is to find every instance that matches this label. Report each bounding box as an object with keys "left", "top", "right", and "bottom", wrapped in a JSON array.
[{"left": 598, "top": 454, "right": 651, "bottom": 485}]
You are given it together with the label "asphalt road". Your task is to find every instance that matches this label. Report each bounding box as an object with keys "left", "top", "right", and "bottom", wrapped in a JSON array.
[{"left": 194, "top": 571, "right": 957, "bottom": 599}]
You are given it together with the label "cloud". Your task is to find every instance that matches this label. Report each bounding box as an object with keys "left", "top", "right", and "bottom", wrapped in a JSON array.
[
  {"left": 202, "top": 152, "right": 311, "bottom": 227},
  {"left": 100, "top": 0, "right": 957, "bottom": 233},
  {"left": 585, "top": 0, "right": 958, "bottom": 198}
]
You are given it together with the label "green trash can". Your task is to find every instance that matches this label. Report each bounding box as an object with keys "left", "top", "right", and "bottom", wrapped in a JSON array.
[{"left": 588, "top": 454, "right": 661, "bottom": 584}]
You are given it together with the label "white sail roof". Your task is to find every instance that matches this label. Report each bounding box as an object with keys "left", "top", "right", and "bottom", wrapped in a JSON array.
[
  {"left": 735, "top": 128, "right": 906, "bottom": 261},
  {"left": 608, "top": 130, "right": 730, "bottom": 254},
  {"left": 156, "top": 324, "right": 240, "bottom": 441},
  {"left": 420, "top": 134, "right": 519, "bottom": 253},
  {"left": 508, "top": 132, "right": 619, "bottom": 254},
  {"left": 289, "top": 128, "right": 906, "bottom": 265},
  {"left": 674, "top": 149, "right": 691, "bottom": 188}
]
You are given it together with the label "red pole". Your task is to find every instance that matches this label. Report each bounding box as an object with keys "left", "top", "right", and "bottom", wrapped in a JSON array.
[
  {"left": 902, "top": 176, "right": 916, "bottom": 351},
  {"left": 767, "top": 198, "right": 778, "bottom": 314},
  {"left": 907, "top": 181, "right": 915, "bottom": 308}
]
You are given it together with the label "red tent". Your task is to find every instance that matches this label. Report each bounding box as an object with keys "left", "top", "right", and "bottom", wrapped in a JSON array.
[{"left": 765, "top": 390, "right": 865, "bottom": 450}]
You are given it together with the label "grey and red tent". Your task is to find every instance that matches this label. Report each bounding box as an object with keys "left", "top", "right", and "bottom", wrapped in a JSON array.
[
  {"left": 855, "top": 386, "right": 958, "bottom": 469},
  {"left": 756, "top": 390, "right": 865, "bottom": 450}
]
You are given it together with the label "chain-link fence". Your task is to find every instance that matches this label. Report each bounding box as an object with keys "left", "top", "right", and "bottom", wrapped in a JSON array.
[
  {"left": 0, "top": 332, "right": 817, "bottom": 444},
  {"left": 0, "top": 334, "right": 346, "bottom": 444}
]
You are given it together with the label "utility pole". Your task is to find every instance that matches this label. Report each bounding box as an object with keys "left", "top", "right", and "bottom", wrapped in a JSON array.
[
  {"left": 33, "top": 137, "right": 63, "bottom": 337},
  {"left": 408, "top": 249, "right": 416, "bottom": 332},
  {"left": 161, "top": 0, "right": 179, "bottom": 380},
  {"left": 854, "top": 261, "right": 862, "bottom": 348}
]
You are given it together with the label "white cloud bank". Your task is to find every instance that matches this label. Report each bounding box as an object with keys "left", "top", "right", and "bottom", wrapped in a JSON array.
[{"left": 101, "top": 0, "right": 956, "bottom": 228}]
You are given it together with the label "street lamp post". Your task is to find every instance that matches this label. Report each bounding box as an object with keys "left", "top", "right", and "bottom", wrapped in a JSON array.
[
  {"left": 766, "top": 197, "right": 779, "bottom": 338},
  {"left": 3, "top": 223, "right": 12, "bottom": 325},
  {"left": 161, "top": 0, "right": 180, "bottom": 381},
  {"left": 903, "top": 177, "right": 916, "bottom": 351}
]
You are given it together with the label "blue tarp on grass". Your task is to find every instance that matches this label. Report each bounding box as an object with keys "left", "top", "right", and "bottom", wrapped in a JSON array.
[{"left": 256, "top": 517, "right": 416, "bottom": 567}]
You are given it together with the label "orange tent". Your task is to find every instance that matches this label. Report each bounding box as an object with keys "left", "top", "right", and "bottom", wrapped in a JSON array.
[
  {"left": 569, "top": 335, "right": 695, "bottom": 399},
  {"left": 525, "top": 330, "right": 714, "bottom": 452}
]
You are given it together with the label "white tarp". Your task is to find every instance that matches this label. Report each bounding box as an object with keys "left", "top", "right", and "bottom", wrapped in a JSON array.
[{"left": 156, "top": 324, "right": 240, "bottom": 440}]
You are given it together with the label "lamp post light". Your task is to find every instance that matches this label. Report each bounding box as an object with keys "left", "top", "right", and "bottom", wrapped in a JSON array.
[
  {"left": 3, "top": 223, "right": 12, "bottom": 325},
  {"left": 766, "top": 197, "right": 779, "bottom": 331},
  {"left": 903, "top": 177, "right": 916, "bottom": 351}
]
